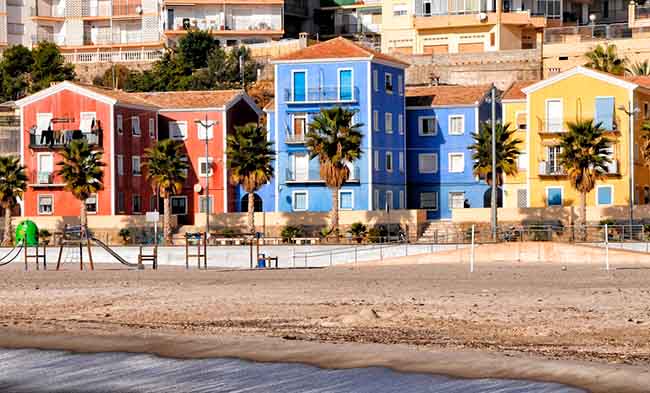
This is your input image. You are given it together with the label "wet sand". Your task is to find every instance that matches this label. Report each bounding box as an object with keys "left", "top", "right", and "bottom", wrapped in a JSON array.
[{"left": 1, "top": 261, "right": 650, "bottom": 392}]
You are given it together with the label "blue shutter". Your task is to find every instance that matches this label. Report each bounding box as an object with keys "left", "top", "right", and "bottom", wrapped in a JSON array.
[
  {"left": 547, "top": 188, "right": 562, "bottom": 206},
  {"left": 293, "top": 71, "right": 306, "bottom": 102},
  {"left": 595, "top": 97, "right": 614, "bottom": 130},
  {"left": 598, "top": 187, "right": 612, "bottom": 205},
  {"left": 340, "top": 191, "right": 353, "bottom": 209},
  {"left": 339, "top": 69, "right": 352, "bottom": 101}
]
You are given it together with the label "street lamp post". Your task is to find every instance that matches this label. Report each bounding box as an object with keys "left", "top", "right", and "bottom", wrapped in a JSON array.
[
  {"left": 195, "top": 115, "right": 217, "bottom": 237},
  {"left": 618, "top": 102, "right": 640, "bottom": 228},
  {"left": 488, "top": 86, "right": 498, "bottom": 241}
]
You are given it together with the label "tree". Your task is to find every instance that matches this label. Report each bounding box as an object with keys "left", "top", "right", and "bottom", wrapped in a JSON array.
[
  {"left": 178, "top": 29, "right": 217, "bottom": 70},
  {"left": 584, "top": 44, "right": 627, "bottom": 75},
  {"left": 470, "top": 122, "right": 522, "bottom": 188},
  {"left": 306, "top": 107, "right": 362, "bottom": 235},
  {"left": 640, "top": 121, "right": 650, "bottom": 167},
  {"left": 0, "top": 156, "right": 27, "bottom": 245},
  {"left": 56, "top": 140, "right": 105, "bottom": 228},
  {"left": 627, "top": 60, "right": 650, "bottom": 76},
  {"left": 93, "top": 64, "right": 132, "bottom": 90},
  {"left": 30, "top": 41, "right": 75, "bottom": 92},
  {"left": 0, "top": 45, "right": 33, "bottom": 100},
  {"left": 558, "top": 120, "right": 611, "bottom": 228},
  {"left": 144, "top": 139, "right": 189, "bottom": 245},
  {"left": 226, "top": 123, "right": 274, "bottom": 234}
]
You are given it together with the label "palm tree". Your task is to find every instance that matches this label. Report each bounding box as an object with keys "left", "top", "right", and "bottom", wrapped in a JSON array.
[
  {"left": 306, "top": 107, "right": 362, "bottom": 235},
  {"left": 57, "top": 140, "right": 105, "bottom": 228},
  {"left": 584, "top": 44, "right": 627, "bottom": 75},
  {"left": 0, "top": 156, "right": 27, "bottom": 245},
  {"left": 226, "top": 123, "right": 274, "bottom": 234},
  {"left": 640, "top": 121, "right": 650, "bottom": 166},
  {"left": 626, "top": 60, "right": 650, "bottom": 76},
  {"left": 559, "top": 120, "right": 611, "bottom": 228},
  {"left": 144, "top": 139, "right": 188, "bottom": 245},
  {"left": 470, "top": 122, "right": 522, "bottom": 189}
]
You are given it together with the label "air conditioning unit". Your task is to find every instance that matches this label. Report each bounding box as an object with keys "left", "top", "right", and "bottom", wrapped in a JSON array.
[{"left": 478, "top": 12, "right": 488, "bottom": 21}]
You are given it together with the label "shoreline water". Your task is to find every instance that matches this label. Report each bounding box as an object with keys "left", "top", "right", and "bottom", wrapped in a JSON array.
[{"left": 1, "top": 329, "right": 648, "bottom": 393}]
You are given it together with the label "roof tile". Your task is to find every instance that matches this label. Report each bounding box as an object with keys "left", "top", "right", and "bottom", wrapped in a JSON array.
[
  {"left": 405, "top": 85, "right": 492, "bottom": 106},
  {"left": 131, "top": 90, "right": 244, "bottom": 109},
  {"left": 502, "top": 81, "right": 538, "bottom": 100}
]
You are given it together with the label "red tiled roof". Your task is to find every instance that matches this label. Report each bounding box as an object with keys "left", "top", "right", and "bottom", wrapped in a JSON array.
[
  {"left": 272, "top": 37, "right": 409, "bottom": 67},
  {"left": 131, "top": 90, "right": 244, "bottom": 109},
  {"left": 405, "top": 85, "right": 492, "bottom": 106},
  {"left": 502, "top": 81, "right": 538, "bottom": 100},
  {"left": 78, "top": 84, "right": 159, "bottom": 108},
  {"left": 627, "top": 75, "right": 650, "bottom": 89}
]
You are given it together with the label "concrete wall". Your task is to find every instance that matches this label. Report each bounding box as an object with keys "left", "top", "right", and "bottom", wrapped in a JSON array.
[
  {"left": 74, "top": 61, "right": 155, "bottom": 84},
  {"left": 397, "top": 49, "right": 542, "bottom": 90}
]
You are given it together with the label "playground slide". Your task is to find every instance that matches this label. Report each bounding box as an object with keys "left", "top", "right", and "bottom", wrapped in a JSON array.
[
  {"left": 90, "top": 237, "right": 139, "bottom": 268},
  {"left": 0, "top": 244, "right": 23, "bottom": 267}
]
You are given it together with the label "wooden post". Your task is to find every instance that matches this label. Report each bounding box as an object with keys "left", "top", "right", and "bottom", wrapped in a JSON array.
[
  {"left": 56, "top": 244, "right": 64, "bottom": 271},
  {"left": 23, "top": 242, "right": 27, "bottom": 271},
  {"left": 35, "top": 245, "right": 39, "bottom": 271},
  {"left": 86, "top": 237, "right": 94, "bottom": 271},
  {"left": 203, "top": 232, "right": 207, "bottom": 269},
  {"left": 185, "top": 235, "right": 189, "bottom": 270},
  {"left": 79, "top": 242, "right": 83, "bottom": 271}
]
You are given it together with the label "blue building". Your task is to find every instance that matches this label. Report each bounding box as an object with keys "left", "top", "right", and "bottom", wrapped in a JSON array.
[
  {"left": 264, "top": 37, "right": 409, "bottom": 213},
  {"left": 405, "top": 85, "right": 496, "bottom": 219}
]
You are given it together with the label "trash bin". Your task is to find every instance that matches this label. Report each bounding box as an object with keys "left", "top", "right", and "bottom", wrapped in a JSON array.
[
  {"left": 257, "top": 254, "right": 266, "bottom": 268},
  {"left": 16, "top": 220, "right": 39, "bottom": 246}
]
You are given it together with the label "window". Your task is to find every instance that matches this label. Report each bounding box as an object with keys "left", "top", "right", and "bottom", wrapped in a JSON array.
[
  {"left": 546, "top": 146, "right": 561, "bottom": 174},
  {"left": 385, "top": 190, "right": 394, "bottom": 209},
  {"left": 420, "top": 192, "right": 438, "bottom": 210},
  {"left": 117, "top": 192, "right": 125, "bottom": 213},
  {"left": 518, "top": 151, "right": 528, "bottom": 170},
  {"left": 338, "top": 69, "right": 353, "bottom": 101},
  {"left": 198, "top": 157, "right": 213, "bottom": 176},
  {"left": 132, "top": 194, "right": 142, "bottom": 213},
  {"left": 373, "top": 70, "right": 378, "bottom": 91},
  {"left": 490, "top": 32, "right": 495, "bottom": 46},
  {"left": 290, "top": 153, "right": 309, "bottom": 181},
  {"left": 169, "top": 121, "right": 187, "bottom": 140},
  {"left": 85, "top": 194, "right": 97, "bottom": 214},
  {"left": 448, "top": 153, "right": 464, "bottom": 173},
  {"left": 597, "top": 186, "right": 613, "bottom": 206},
  {"left": 516, "top": 112, "right": 527, "bottom": 130},
  {"left": 418, "top": 153, "right": 438, "bottom": 174},
  {"left": 292, "top": 70, "right": 306, "bottom": 102},
  {"left": 171, "top": 196, "right": 188, "bottom": 215},
  {"left": 131, "top": 116, "right": 141, "bottom": 136},
  {"left": 385, "top": 112, "right": 393, "bottom": 133},
  {"left": 546, "top": 99, "right": 563, "bottom": 132},
  {"left": 393, "top": 4, "right": 408, "bottom": 15},
  {"left": 399, "top": 190, "right": 404, "bottom": 209},
  {"left": 385, "top": 151, "right": 393, "bottom": 172},
  {"left": 546, "top": 187, "right": 562, "bottom": 206},
  {"left": 339, "top": 190, "right": 353, "bottom": 210},
  {"left": 132, "top": 156, "right": 141, "bottom": 176},
  {"left": 603, "top": 143, "right": 616, "bottom": 173},
  {"left": 644, "top": 187, "right": 650, "bottom": 204},
  {"left": 398, "top": 114, "right": 404, "bottom": 134},
  {"left": 373, "top": 190, "right": 379, "bottom": 210},
  {"left": 419, "top": 116, "right": 437, "bottom": 136},
  {"left": 197, "top": 120, "right": 214, "bottom": 140},
  {"left": 398, "top": 151, "right": 404, "bottom": 173},
  {"left": 449, "top": 192, "right": 465, "bottom": 209},
  {"left": 595, "top": 96, "right": 615, "bottom": 130},
  {"left": 397, "top": 75, "right": 403, "bottom": 96},
  {"left": 373, "top": 110, "right": 379, "bottom": 131},
  {"left": 37, "top": 153, "right": 54, "bottom": 184},
  {"left": 448, "top": 115, "right": 464, "bottom": 135},
  {"left": 117, "top": 155, "right": 124, "bottom": 176},
  {"left": 199, "top": 195, "right": 214, "bottom": 213},
  {"left": 79, "top": 112, "right": 96, "bottom": 133},
  {"left": 38, "top": 195, "right": 53, "bottom": 215},
  {"left": 149, "top": 118, "right": 155, "bottom": 138},
  {"left": 291, "top": 113, "right": 307, "bottom": 140},
  {"left": 36, "top": 113, "right": 53, "bottom": 135},
  {"left": 384, "top": 73, "right": 393, "bottom": 94},
  {"left": 150, "top": 195, "right": 157, "bottom": 211},
  {"left": 116, "top": 114, "right": 123, "bottom": 134},
  {"left": 374, "top": 151, "right": 380, "bottom": 171},
  {"left": 645, "top": 102, "right": 649, "bottom": 120},
  {"left": 292, "top": 191, "right": 308, "bottom": 211},
  {"left": 517, "top": 189, "right": 527, "bottom": 208}
]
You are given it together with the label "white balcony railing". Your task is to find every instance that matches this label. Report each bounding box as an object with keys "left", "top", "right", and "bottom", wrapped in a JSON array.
[{"left": 63, "top": 48, "right": 164, "bottom": 64}]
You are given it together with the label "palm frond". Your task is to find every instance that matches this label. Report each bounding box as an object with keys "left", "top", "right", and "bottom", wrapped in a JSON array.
[
  {"left": 0, "top": 155, "right": 27, "bottom": 208},
  {"left": 584, "top": 44, "right": 627, "bottom": 75},
  {"left": 226, "top": 123, "right": 275, "bottom": 193},
  {"left": 469, "top": 122, "right": 522, "bottom": 186},
  {"left": 56, "top": 140, "right": 105, "bottom": 201},
  {"left": 143, "top": 139, "right": 189, "bottom": 197}
]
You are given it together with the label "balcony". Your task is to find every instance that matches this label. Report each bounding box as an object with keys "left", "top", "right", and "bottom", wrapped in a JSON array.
[
  {"left": 284, "top": 86, "right": 359, "bottom": 104},
  {"left": 29, "top": 129, "right": 102, "bottom": 149},
  {"left": 166, "top": 13, "right": 283, "bottom": 35},
  {"left": 604, "top": 159, "right": 619, "bottom": 175},
  {"left": 285, "top": 132, "right": 307, "bottom": 144},
  {"left": 31, "top": 32, "right": 67, "bottom": 46},
  {"left": 286, "top": 166, "right": 360, "bottom": 183},
  {"left": 544, "top": 23, "right": 635, "bottom": 44},
  {"left": 538, "top": 161, "right": 565, "bottom": 176},
  {"left": 112, "top": 1, "right": 142, "bottom": 17},
  {"left": 30, "top": 5, "right": 65, "bottom": 18},
  {"left": 28, "top": 171, "right": 65, "bottom": 187}
]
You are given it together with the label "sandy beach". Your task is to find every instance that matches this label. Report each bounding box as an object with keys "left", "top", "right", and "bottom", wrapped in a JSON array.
[{"left": 1, "top": 259, "right": 650, "bottom": 392}]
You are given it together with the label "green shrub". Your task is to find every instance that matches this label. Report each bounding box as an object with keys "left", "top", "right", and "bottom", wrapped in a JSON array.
[
  {"left": 38, "top": 229, "right": 52, "bottom": 245},
  {"left": 281, "top": 225, "right": 303, "bottom": 243},
  {"left": 221, "top": 228, "right": 236, "bottom": 238},
  {"left": 599, "top": 218, "right": 615, "bottom": 226},
  {"left": 118, "top": 228, "right": 131, "bottom": 244},
  {"left": 348, "top": 222, "right": 367, "bottom": 243}
]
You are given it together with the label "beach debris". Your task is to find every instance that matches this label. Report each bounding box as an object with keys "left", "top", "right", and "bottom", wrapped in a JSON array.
[{"left": 561, "top": 266, "right": 567, "bottom": 271}]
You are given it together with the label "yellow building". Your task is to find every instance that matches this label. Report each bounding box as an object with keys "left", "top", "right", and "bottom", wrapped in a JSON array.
[{"left": 506, "top": 66, "right": 650, "bottom": 212}]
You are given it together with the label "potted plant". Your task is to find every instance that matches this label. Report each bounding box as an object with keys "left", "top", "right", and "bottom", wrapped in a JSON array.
[
  {"left": 348, "top": 222, "right": 367, "bottom": 243},
  {"left": 281, "top": 225, "right": 303, "bottom": 244},
  {"left": 118, "top": 228, "right": 131, "bottom": 245}
]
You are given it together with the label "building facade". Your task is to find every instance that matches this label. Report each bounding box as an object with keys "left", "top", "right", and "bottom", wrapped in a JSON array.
[
  {"left": 16, "top": 81, "right": 260, "bottom": 224},
  {"left": 263, "top": 37, "right": 408, "bottom": 213},
  {"left": 405, "top": 84, "right": 493, "bottom": 219}
]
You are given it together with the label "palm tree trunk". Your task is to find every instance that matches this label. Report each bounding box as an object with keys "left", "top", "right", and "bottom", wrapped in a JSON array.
[
  {"left": 580, "top": 191, "right": 587, "bottom": 240},
  {"left": 164, "top": 196, "right": 171, "bottom": 245},
  {"left": 80, "top": 199, "right": 87, "bottom": 228},
  {"left": 3, "top": 205, "right": 12, "bottom": 246},
  {"left": 247, "top": 192, "right": 255, "bottom": 234},
  {"left": 330, "top": 187, "right": 339, "bottom": 237}
]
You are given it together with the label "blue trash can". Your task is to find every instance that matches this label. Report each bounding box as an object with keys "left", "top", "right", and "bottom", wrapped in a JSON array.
[{"left": 257, "top": 254, "right": 266, "bottom": 268}]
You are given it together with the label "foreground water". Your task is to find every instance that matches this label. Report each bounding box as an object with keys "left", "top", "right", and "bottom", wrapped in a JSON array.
[{"left": 0, "top": 348, "right": 584, "bottom": 392}]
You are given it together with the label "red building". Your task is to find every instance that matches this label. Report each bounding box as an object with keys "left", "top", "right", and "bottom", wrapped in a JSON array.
[{"left": 17, "top": 82, "right": 260, "bottom": 225}]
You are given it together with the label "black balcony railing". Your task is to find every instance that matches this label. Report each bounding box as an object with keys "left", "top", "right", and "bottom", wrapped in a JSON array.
[
  {"left": 284, "top": 86, "right": 359, "bottom": 103},
  {"left": 29, "top": 129, "right": 102, "bottom": 148}
]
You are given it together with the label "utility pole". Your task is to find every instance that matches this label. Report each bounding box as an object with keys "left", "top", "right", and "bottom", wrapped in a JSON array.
[
  {"left": 618, "top": 102, "right": 639, "bottom": 229},
  {"left": 195, "top": 115, "right": 216, "bottom": 237},
  {"left": 491, "top": 85, "right": 497, "bottom": 241}
]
